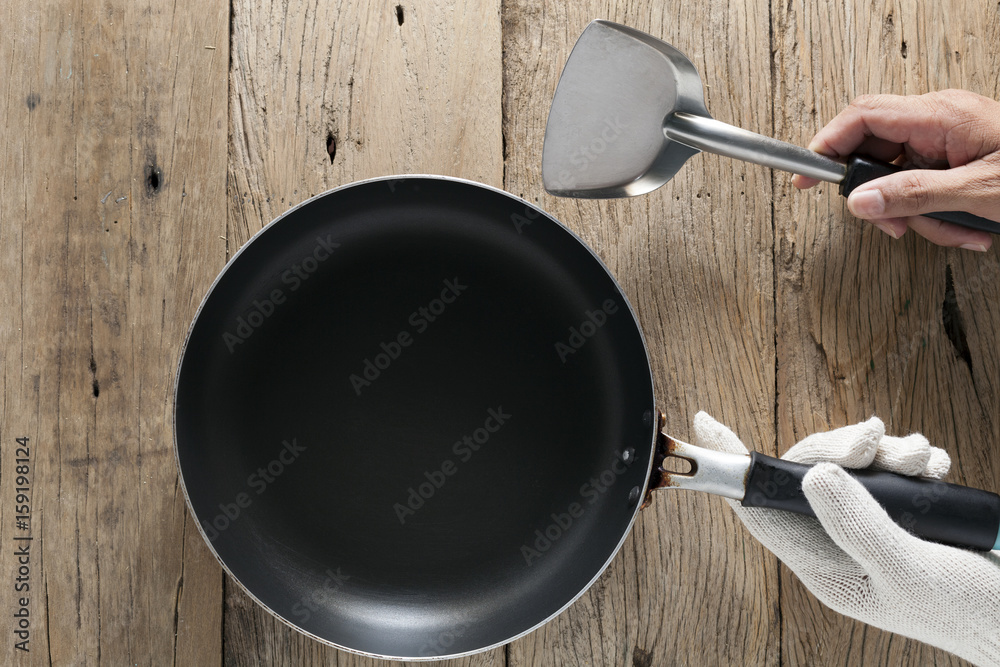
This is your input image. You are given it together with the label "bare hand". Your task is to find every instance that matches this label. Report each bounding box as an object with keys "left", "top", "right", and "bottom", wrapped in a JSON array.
[{"left": 792, "top": 90, "right": 1000, "bottom": 251}]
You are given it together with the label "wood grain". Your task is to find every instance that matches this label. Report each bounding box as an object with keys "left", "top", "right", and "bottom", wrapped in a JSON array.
[
  {"left": 0, "top": 0, "right": 229, "bottom": 664},
  {"left": 227, "top": 0, "right": 503, "bottom": 251},
  {"left": 501, "top": 2, "right": 778, "bottom": 666},
  {"left": 772, "top": 0, "right": 1000, "bottom": 665},
  {"left": 2, "top": 0, "right": 998, "bottom": 664},
  {"left": 225, "top": 0, "right": 503, "bottom": 664}
]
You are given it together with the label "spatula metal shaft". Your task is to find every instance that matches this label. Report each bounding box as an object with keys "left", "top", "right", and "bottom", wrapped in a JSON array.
[{"left": 665, "top": 112, "right": 847, "bottom": 184}]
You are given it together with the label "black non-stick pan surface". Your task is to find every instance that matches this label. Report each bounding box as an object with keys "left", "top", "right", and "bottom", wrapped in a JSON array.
[{"left": 174, "top": 176, "right": 657, "bottom": 659}]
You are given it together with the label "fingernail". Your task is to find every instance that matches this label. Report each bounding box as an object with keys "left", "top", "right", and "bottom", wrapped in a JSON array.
[
  {"left": 848, "top": 189, "right": 885, "bottom": 218},
  {"left": 873, "top": 222, "right": 898, "bottom": 239},
  {"left": 959, "top": 243, "right": 988, "bottom": 252}
]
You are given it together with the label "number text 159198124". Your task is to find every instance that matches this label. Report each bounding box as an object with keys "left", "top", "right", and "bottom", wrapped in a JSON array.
[{"left": 13, "top": 436, "right": 31, "bottom": 653}]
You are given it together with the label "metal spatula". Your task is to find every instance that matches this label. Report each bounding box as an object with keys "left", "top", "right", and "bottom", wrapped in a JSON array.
[{"left": 542, "top": 20, "right": 1000, "bottom": 235}]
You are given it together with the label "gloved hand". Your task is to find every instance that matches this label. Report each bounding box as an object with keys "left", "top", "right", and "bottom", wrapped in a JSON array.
[{"left": 693, "top": 412, "right": 1000, "bottom": 667}]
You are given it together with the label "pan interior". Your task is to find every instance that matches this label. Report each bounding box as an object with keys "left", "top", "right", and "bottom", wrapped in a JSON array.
[{"left": 175, "top": 177, "right": 655, "bottom": 658}]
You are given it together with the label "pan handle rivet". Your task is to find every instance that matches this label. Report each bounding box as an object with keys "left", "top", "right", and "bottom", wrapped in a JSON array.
[
  {"left": 627, "top": 486, "right": 641, "bottom": 507},
  {"left": 622, "top": 447, "right": 636, "bottom": 465}
]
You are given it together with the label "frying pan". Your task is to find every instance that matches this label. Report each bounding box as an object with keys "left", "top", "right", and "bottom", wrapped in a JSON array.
[
  {"left": 541, "top": 20, "right": 1000, "bottom": 235},
  {"left": 174, "top": 175, "right": 1000, "bottom": 660}
]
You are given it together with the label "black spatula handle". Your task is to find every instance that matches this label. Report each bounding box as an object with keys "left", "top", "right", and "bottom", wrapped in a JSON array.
[
  {"left": 839, "top": 154, "right": 1000, "bottom": 235},
  {"left": 742, "top": 452, "right": 1000, "bottom": 551}
]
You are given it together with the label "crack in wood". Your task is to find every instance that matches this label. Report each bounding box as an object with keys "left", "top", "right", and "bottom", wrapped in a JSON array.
[{"left": 942, "top": 264, "right": 973, "bottom": 373}]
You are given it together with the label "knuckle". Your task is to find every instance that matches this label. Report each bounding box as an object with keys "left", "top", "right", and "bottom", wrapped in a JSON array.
[
  {"left": 933, "top": 93, "right": 976, "bottom": 123},
  {"left": 964, "top": 164, "right": 1000, "bottom": 199},
  {"left": 850, "top": 94, "right": 885, "bottom": 113},
  {"left": 891, "top": 171, "right": 934, "bottom": 212},
  {"left": 938, "top": 88, "right": 988, "bottom": 108},
  {"left": 974, "top": 161, "right": 1000, "bottom": 185},
  {"left": 924, "top": 90, "right": 998, "bottom": 149},
  {"left": 928, "top": 89, "right": 968, "bottom": 105}
]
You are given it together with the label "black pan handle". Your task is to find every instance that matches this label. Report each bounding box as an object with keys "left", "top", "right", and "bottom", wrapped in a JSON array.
[
  {"left": 742, "top": 452, "right": 1000, "bottom": 551},
  {"left": 839, "top": 154, "right": 1000, "bottom": 234}
]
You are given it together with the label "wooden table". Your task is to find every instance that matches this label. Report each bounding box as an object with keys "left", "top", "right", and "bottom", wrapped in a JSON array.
[{"left": 1, "top": 0, "right": 997, "bottom": 664}]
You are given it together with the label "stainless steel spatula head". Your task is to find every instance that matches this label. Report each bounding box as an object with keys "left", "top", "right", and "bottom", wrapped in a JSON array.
[
  {"left": 541, "top": 20, "right": 709, "bottom": 198},
  {"left": 542, "top": 21, "right": 1000, "bottom": 235}
]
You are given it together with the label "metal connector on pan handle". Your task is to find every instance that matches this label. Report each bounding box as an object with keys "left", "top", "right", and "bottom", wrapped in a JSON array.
[{"left": 655, "top": 435, "right": 751, "bottom": 501}]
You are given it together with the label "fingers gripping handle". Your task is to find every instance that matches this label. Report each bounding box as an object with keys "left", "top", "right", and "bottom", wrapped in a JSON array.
[
  {"left": 840, "top": 155, "right": 1000, "bottom": 234},
  {"left": 742, "top": 453, "right": 1000, "bottom": 551}
]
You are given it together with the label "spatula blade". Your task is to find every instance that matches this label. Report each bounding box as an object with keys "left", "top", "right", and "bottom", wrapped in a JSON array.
[{"left": 542, "top": 20, "right": 709, "bottom": 198}]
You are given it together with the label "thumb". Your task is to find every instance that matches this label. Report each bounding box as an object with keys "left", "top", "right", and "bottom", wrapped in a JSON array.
[
  {"left": 801, "top": 462, "right": 919, "bottom": 575},
  {"left": 847, "top": 162, "right": 1000, "bottom": 224}
]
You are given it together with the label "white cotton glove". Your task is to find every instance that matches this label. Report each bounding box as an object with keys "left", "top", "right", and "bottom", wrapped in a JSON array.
[{"left": 693, "top": 412, "right": 1000, "bottom": 667}]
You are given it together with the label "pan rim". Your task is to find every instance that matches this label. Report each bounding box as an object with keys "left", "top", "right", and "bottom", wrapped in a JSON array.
[{"left": 172, "top": 173, "right": 658, "bottom": 660}]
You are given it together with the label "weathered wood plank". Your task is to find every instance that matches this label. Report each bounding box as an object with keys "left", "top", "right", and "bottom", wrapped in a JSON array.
[
  {"left": 225, "top": 0, "right": 503, "bottom": 663},
  {"left": 3, "top": 0, "right": 994, "bottom": 663},
  {"left": 773, "top": 0, "right": 1000, "bottom": 664},
  {"left": 228, "top": 0, "right": 504, "bottom": 251},
  {"left": 502, "top": 3, "right": 778, "bottom": 666},
  {"left": 0, "top": 0, "right": 228, "bottom": 664}
]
